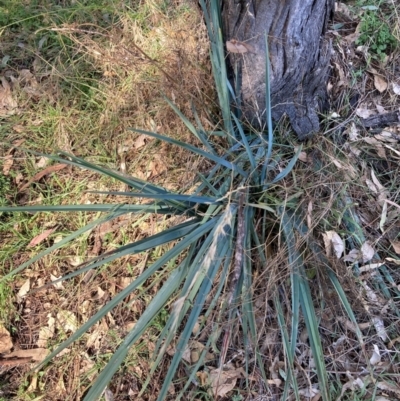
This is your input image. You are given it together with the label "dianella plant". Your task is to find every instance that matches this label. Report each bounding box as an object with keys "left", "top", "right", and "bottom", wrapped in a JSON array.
[{"left": 0, "top": 1, "right": 368, "bottom": 401}]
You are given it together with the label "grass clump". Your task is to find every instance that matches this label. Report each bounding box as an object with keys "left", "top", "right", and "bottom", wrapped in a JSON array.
[{"left": 1, "top": 1, "right": 400, "bottom": 401}]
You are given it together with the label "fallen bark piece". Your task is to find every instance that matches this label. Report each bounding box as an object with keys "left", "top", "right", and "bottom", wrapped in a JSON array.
[{"left": 359, "top": 111, "right": 400, "bottom": 129}]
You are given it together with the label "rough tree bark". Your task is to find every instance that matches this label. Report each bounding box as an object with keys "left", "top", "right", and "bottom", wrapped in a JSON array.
[{"left": 223, "top": 0, "right": 335, "bottom": 140}]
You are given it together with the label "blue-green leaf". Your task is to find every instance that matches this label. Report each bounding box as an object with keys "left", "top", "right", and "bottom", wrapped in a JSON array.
[{"left": 129, "top": 128, "right": 247, "bottom": 177}]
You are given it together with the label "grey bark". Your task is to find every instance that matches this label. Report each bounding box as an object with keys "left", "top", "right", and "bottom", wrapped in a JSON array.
[{"left": 223, "top": 0, "right": 335, "bottom": 140}]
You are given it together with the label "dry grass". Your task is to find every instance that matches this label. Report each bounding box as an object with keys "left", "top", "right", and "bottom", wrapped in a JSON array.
[
  {"left": 1, "top": 1, "right": 400, "bottom": 401},
  {"left": 0, "top": 1, "right": 218, "bottom": 399}
]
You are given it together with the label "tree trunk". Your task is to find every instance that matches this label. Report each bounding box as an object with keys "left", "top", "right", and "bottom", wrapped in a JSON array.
[{"left": 223, "top": 0, "right": 335, "bottom": 140}]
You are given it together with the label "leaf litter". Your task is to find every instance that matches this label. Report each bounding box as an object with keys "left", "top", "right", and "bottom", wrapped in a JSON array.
[{"left": 1, "top": 0, "right": 400, "bottom": 400}]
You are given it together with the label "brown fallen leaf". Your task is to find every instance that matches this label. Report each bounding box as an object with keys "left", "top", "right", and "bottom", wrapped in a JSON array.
[
  {"left": 362, "top": 137, "right": 386, "bottom": 158},
  {"left": 11, "top": 138, "right": 25, "bottom": 148},
  {"left": 17, "top": 278, "right": 30, "bottom": 301},
  {"left": 133, "top": 134, "right": 147, "bottom": 149},
  {"left": 322, "top": 230, "right": 344, "bottom": 259},
  {"left": 334, "top": 62, "right": 348, "bottom": 86},
  {"left": 91, "top": 233, "right": 102, "bottom": 256},
  {"left": 2, "top": 155, "right": 13, "bottom": 175},
  {"left": 28, "top": 228, "right": 56, "bottom": 247},
  {"left": 15, "top": 174, "right": 23, "bottom": 185},
  {"left": 2, "top": 138, "right": 26, "bottom": 176},
  {"left": 390, "top": 240, "right": 400, "bottom": 255},
  {"left": 0, "top": 324, "right": 13, "bottom": 354},
  {"left": 3, "top": 348, "right": 49, "bottom": 362},
  {"left": 0, "top": 76, "right": 18, "bottom": 117},
  {"left": 299, "top": 387, "right": 320, "bottom": 399},
  {"left": 167, "top": 383, "right": 175, "bottom": 395},
  {"left": 345, "top": 31, "right": 361, "bottom": 43},
  {"left": 371, "top": 71, "right": 388, "bottom": 93},
  {"left": 196, "top": 371, "right": 208, "bottom": 386},
  {"left": 375, "top": 104, "right": 386, "bottom": 114},
  {"left": 18, "top": 163, "right": 68, "bottom": 193},
  {"left": 268, "top": 356, "right": 283, "bottom": 387},
  {"left": 12, "top": 124, "right": 25, "bottom": 133},
  {"left": 37, "top": 314, "right": 55, "bottom": 347},
  {"left": 57, "top": 310, "right": 78, "bottom": 332},
  {"left": 36, "top": 156, "right": 48, "bottom": 168},
  {"left": 388, "top": 336, "right": 400, "bottom": 348},
  {"left": 361, "top": 241, "right": 375, "bottom": 263},
  {"left": 208, "top": 366, "right": 243, "bottom": 397},
  {"left": 226, "top": 39, "right": 255, "bottom": 54},
  {"left": 369, "top": 344, "right": 381, "bottom": 365},
  {"left": 386, "top": 257, "right": 400, "bottom": 265},
  {"left": 149, "top": 159, "right": 167, "bottom": 177},
  {"left": 335, "top": 2, "right": 352, "bottom": 17},
  {"left": 294, "top": 146, "right": 308, "bottom": 163},
  {"left": 50, "top": 274, "right": 64, "bottom": 290},
  {"left": 80, "top": 352, "right": 96, "bottom": 378}
]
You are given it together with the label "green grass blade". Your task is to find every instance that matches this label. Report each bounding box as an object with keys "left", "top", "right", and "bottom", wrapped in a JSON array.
[
  {"left": 199, "top": 0, "right": 234, "bottom": 144},
  {"left": 83, "top": 265, "right": 186, "bottom": 401},
  {"left": 245, "top": 202, "right": 276, "bottom": 213},
  {"left": 232, "top": 113, "right": 257, "bottom": 171},
  {"left": 86, "top": 191, "right": 219, "bottom": 205},
  {"left": 281, "top": 213, "right": 301, "bottom": 357},
  {"left": 271, "top": 144, "right": 303, "bottom": 184},
  {"left": 280, "top": 210, "right": 329, "bottom": 401},
  {"left": 275, "top": 296, "right": 300, "bottom": 400},
  {"left": 86, "top": 209, "right": 233, "bottom": 401},
  {"left": 0, "top": 204, "right": 180, "bottom": 214},
  {"left": 298, "top": 277, "right": 329, "bottom": 401},
  {"left": 129, "top": 128, "right": 247, "bottom": 177},
  {"left": 158, "top": 241, "right": 231, "bottom": 400},
  {"left": 55, "top": 151, "right": 168, "bottom": 193},
  {"left": 157, "top": 213, "right": 234, "bottom": 401},
  {"left": 0, "top": 209, "right": 126, "bottom": 281},
  {"left": 37, "top": 218, "right": 216, "bottom": 372},
  {"left": 164, "top": 96, "right": 217, "bottom": 155},
  {"left": 290, "top": 212, "right": 366, "bottom": 344},
  {"left": 3, "top": 148, "right": 193, "bottom": 214},
  {"left": 141, "top": 244, "right": 199, "bottom": 392},
  {"left": 18, "top": 149, "right": 169, "bottom": 195},
  {"left": 191, "top": 101, "right": 213, "bottom": 142},
  {"left": 242, "top": 213, "right": 268, "bottom": 385},
  {"left": 195, "top": 172, "right": 220, "bottom": 196},
  {"left": 48, "top": 219, "right": 202, "bottom": 286}
]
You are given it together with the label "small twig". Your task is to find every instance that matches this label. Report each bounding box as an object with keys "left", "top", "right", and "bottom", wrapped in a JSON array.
[
  {"left": 137, "top": 252, "right": 150, "bottom": 276},
  {"left": 384, "top": 199, "right": 400, "bottom": 211}
]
